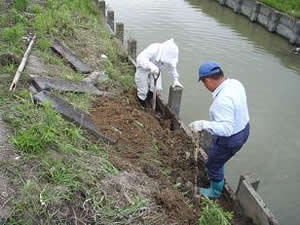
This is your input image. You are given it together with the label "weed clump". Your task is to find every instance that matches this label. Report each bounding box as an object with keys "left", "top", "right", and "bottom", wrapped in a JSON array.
[
  {"left": 198, "top": 197, "right": 233, "bottom": 225},
  {"left": 13, "top": 103, "right": 62, "bottom": 154}
]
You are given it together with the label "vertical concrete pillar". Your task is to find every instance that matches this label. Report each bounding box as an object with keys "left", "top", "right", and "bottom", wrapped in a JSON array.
[
  {"left": 290, "top": 21, "right": 300, "bottom": 44},
  {"left": 99, "top": 0, "right": 106, "bottom": 17},
  {"left": 107, "top": 10, "right": 114, "bottom": 32},
  {"left": 233, "top": 0, "right": 243, "bottom": 14},
  {"left": 250, "top": 2, "right": 261, "bottom": 22},
  {"left": 116, "top": 22, "right": 124, "bottom": 44},
  {"left": 268, "top": 11, "right": 281, "bottom": 32},
  {"left": 127, "top": 39, "right": 137, "bottom": 60},
  {"left": 236, "top": 173, "right": 260, "bottom": 193},
  {"left": 168, "top": 86, "right": 183, "bottom": 116}
]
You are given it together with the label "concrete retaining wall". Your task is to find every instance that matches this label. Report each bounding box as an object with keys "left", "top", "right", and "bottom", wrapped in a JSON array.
[
  {"left": 217, "top": 0, "right": 300, "bottom": 45},
  {"left": 93, "top": 0, "right": 280, "bottom": 224}
]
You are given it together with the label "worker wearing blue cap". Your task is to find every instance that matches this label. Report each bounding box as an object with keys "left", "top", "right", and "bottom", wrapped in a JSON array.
[{"left": 189, "top": 62, "right": 250, "bottom": 199}]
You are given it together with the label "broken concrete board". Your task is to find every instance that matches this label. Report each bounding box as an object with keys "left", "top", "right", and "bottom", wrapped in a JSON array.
[
  {"left": 33, "top": 91, "right": 115, "bottom": 145},
  {"left": 83, "top": 71, "right": 109, "bottom": 84},
  {"left": 51, "top": 40, "right": 92, "bottom": 74},
  {"left": 31, "top": 75, "right": 103, "bottom": 95},
  {"left": 25, "top": 55, "right": 62, "bottom": 77},
  {"left": 25, "top": 55, "right": 48, "bottom": 75}
]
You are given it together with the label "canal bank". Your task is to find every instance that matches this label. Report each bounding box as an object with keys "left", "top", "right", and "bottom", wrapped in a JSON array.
[
  {"left": 213, "top": 0, "right": 300, "bottom": 45},
  {"left": 103, "top": 0, "right": 300, "bottom": 225}
]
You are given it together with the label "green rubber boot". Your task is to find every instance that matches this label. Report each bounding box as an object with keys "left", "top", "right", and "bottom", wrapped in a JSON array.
[{"left": 200, "top": 179, "right": 224, "bottom": 200}]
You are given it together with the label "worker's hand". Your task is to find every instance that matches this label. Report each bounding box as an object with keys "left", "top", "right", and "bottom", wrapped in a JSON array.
[
  {"left": 189, "top": 120, "right": 206, "bottom": 133},
  {"left": 172, "top": 77, "right": 183, "bottom": 88},
  {"left": 150, "top": 65, "right": 159, "bottom": 75}
]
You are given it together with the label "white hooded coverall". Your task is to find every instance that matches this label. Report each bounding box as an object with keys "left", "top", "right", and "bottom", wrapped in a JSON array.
[{"left": 135, "top": 38, "right": 180, "bottom": 101}]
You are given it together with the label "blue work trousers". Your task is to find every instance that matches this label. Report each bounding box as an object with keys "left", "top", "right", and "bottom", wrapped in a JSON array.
[{"left": 206, "top": 123, "right": 250, "bottom": 182}]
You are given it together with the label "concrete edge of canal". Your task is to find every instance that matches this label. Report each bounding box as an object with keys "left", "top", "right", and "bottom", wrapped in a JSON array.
[
  {"left": 93, "top": 0, "right": 281, "bottom": 224},
  {"left": 214, "top": 0, "right": 300, "bottom": 46}
]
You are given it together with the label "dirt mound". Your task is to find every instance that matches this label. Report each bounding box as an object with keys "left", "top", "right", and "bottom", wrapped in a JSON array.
[{"left": 90, "top": 89, "right": 205, "bottom": 224}]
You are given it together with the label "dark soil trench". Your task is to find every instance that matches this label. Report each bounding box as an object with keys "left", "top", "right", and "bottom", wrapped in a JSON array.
[{"left": 90, "top": 88, "right": 245, "bottom": 225}]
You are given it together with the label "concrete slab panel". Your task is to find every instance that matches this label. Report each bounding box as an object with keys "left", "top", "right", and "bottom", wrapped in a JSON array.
[
  {"left": 276, "top": 24, "right": 294, "bottom": 39},
  {"left": 242, "top": 0, "right": 256, "bottom": 8},
  {"left": 225, "top": 0, "right": 235, "bottom": 10},
  {"left": 279, "top": 15, "right": 295, "bottom": 29},
  {"left": 31, "top": 75, "right": 103, "bottom": 95},
  {"left": 33, "top": 91, "right": 115, "bottom": 145},
  {"left": 241, "top": 4, "right": 252, "bottom": 17},
  {"left": 51, "top": 40, "right": 92, "bottom": 74},
  {"left": 236, "top": 180, "right": 279, "bottom": 225}
]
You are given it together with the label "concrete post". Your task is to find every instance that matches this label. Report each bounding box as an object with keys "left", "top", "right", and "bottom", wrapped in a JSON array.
[
  {"left": 235, "top": 173, "right": 279, "bottom": 225},
  {"left": 116, "top": 22, "right": 124, "bottom": 44},
  {"left": 127, "top": 39, "right": 137, "bottom": 60},
  {"left": 236, "top": 173, "right": 260, "bottom": 193},
  {"left": 107, "top": 10, "right": 114, "bottom": 32},
  {"left": 168, "top": 86, "right": 183, "bottom": 116},
  {"left": 99, "top": 0, "right": 106, "bottom": 17},
  {"left": 233, "top": 0, "right": 243, "bottom": 13},
  {"left": 268, "top": 11, "right": 281, "bottom": 32},
  {"left": 250, "top": 2, "right": 261, "bottom": 22}
]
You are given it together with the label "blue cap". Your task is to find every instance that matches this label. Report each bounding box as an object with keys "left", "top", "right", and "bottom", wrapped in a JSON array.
[{"left": 198, "top": 62, "right": 222, "bottom": 81}]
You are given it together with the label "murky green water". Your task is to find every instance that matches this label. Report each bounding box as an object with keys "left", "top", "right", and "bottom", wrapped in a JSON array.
[{"left": 105, "top": 0, "right": 300, "bottom": 224}]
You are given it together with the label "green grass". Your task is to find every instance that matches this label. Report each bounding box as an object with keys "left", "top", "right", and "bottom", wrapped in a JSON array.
[
  {"left": 259, "top": 0, "right": 300, "bottom": 18},
  {"left": 198, "top": 197, "right": 233, "bottom": 225},
  {"left": 0, "top": 0, "right": 137, "bottom": 223}
]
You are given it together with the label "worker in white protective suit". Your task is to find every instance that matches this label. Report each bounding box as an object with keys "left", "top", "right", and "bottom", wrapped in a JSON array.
[{"left": 135, "top": 38, "right": 183, "bottom": 106}]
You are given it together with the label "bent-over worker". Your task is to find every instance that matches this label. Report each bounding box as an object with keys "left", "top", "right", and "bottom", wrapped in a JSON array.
[
  {"left": 189, "top": 62, "right": 250, "bottom": 199},
  {"left": 135, "top": 38, "right": 183, "bottom": 106}
]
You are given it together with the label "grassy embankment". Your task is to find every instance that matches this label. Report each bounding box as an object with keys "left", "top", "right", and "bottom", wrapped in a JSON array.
[
  {"left": 259, "top": 0, "right": 300, "bottom": 19},
  {"left": 0, "top": 0, "right": 233, "bottom": 224}
]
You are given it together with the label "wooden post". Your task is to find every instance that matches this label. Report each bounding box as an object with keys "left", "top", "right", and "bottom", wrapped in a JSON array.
[
  {"left": 127, "top": 39, "right": 137, "bottom": 60},
  {"left": 107, "top": 10, "right": 114, "bottom": 32},
  {"left": 99, "top": 0, "right": 106, "bottom": 17},
  {"left": 168, "top": 86, "right": 183, "bottom": 116},
  {"left": 116, "top": 22, "right": 124, "bottom": 44},
  {"left": 9, "top": 34, "right": 36, "bottom": 91}
]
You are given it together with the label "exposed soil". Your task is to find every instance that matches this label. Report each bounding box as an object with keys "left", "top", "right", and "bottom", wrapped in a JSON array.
[{"left": 90, "top": 88, "right": 244, "bottom": 225}]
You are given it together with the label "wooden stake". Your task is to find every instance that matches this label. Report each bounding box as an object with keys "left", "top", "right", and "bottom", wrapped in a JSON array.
[{"left": 9, "top": 34, "right": 36, "bottom": 91}]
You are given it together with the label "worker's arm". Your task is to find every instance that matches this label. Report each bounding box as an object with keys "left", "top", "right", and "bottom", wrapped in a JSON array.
[
  {"left": 189, "top": 96, "right": 234, "bottom": 136},
  {"left": 170, "top": 65, "right": 183, "bottom": 88},
  {"left": 136, "top": 44, "right": 160, "bottom": 74},
  {"left": 203, "top": 96, "right": 235, "bottom": 137}
]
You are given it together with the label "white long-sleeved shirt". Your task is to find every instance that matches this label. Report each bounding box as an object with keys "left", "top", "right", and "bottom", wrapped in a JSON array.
[
  {"left": 136, "top": 43, "right": 179, "bottom": 79},
  {"left": 202, "top": 78, "right": 250, "bottom": 137}
]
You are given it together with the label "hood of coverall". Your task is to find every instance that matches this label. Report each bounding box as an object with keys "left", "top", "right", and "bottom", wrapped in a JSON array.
[{"left": 155, "top": 38, "right": 179, "bottom": 67}]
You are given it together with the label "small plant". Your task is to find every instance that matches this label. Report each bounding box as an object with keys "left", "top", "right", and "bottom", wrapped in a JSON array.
[
  {"left": 13, "top": 0, "right": 28, "bottom": 11},
  {"left": 13, "top": 103, "right": 62, "bottom": 154},
  {"left": 198, "top": 197, "right": 233, "bottom": 225},
  {"left": 36, "top": 38, "right": 51, "bottom": 51},
  {"left": 2, "top": 23, "right": 25, "bottom": 43}
]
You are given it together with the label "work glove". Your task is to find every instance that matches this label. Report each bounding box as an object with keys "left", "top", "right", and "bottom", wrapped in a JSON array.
[
  {"left": 172, "top": 77, "right": 183, "bottom": 88},
  {"left": 150, "top": 64, "right": 159, "bottom": 75},
  {"left": 188, "top": 120, "right": 207, "bottom": 133}
]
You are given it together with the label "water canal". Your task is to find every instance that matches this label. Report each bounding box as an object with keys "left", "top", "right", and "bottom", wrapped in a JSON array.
[{"left": 104, "top": 0, "right": 300, "bottom": 224}]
